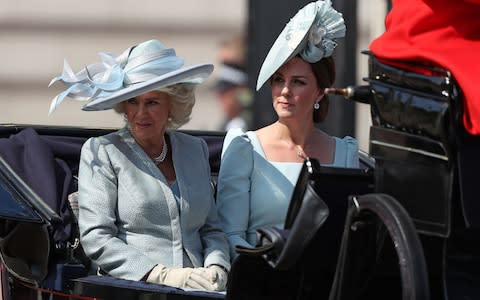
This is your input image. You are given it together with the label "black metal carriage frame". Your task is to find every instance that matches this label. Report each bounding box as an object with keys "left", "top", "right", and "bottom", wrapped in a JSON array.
[
  {"left": 360, "top": 53, "right": 480, "bottom": 300},
  {"left": 326, "top": 53, "right": 480, "bottom": 300},
  {"left": 0, "top": 52, "right": 479, "bottom": 299}
]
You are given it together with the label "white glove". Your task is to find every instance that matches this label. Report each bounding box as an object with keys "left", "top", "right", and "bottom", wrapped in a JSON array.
[
  {"left": 146, "top": 265, "right": 216, "bottom": 290},
  {"left": 207, "top": 265, "right": 228, "bottom": 291},
  {"left": 187, "top": 265, "right": 228, "bottom": 291}
]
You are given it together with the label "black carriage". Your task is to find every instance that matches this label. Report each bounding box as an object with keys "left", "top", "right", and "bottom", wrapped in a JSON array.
[
  {"left": 1, "top": 53, "right": 479, "bottom": 299},
  {"left": 348, "top": 53, "right": 480, "bottom": 300}
]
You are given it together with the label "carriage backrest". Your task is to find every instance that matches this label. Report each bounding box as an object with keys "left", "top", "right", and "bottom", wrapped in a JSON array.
[{"left": 365, "top": 53, "right": 476, "bottom": 236}]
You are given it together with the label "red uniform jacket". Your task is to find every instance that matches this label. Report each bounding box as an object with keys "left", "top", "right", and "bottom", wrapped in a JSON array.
[{"left": 370, "top": 0, "right": 480, "bottom": 135}]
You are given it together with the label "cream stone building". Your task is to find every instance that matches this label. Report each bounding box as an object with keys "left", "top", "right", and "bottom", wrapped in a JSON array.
[
  {"left": 1, "top": 0, "right": 386, "bottom": 150},
  {"left": 0, "top": 0, "right": 247, "bottom": 130}
]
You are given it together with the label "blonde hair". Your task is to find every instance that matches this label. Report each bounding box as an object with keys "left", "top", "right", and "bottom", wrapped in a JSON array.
[{"left": 114, "top": 84, "right": 196, "bottom": 129}]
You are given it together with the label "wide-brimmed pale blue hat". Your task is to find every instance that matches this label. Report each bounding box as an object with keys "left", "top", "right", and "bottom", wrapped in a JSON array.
[
  {"left": 48, "top": 39, "right": 213, "bottom": 113},
  {"left": 256, "top": 0, "right": 346, "bottom": 91}
]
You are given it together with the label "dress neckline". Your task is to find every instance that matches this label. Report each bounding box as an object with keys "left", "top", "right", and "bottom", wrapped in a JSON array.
[{"left": 245, "top": 131, "right": 338, "bottom": 166}]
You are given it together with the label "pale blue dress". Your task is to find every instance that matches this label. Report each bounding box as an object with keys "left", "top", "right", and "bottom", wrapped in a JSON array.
[{"left": 216, "top": 128, "right": 359, "bottom": 260}]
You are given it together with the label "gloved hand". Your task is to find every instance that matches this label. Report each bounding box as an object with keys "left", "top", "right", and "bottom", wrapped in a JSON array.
[
  {"left": 187, "top": 265, "right": 228, "bottom": 291},
  {"left": 146, "top": 264, "right": 217, "bottom": 290},
  {"left": 207, "top": 264, "right": 228, "bottom": 291}
]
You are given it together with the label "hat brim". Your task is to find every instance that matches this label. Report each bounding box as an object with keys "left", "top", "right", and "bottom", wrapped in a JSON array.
[
  {"left": 256, "top": 2, "right": 317, "bottom": 91},
  {"left": 82, "top": 63, "right": 213, "bottom": 111}
]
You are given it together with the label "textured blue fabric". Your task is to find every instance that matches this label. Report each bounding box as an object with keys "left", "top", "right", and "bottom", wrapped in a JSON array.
[{"left": 78, "top": 128, "right": 230, "bottom": 280}]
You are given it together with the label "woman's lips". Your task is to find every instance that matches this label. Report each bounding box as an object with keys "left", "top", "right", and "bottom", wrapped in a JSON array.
[
  {"left": 278, "top": 101, "right": 292, "bottom": 108},
  {"left": 135, "top": 122, "right": 151, "bottom": 129}
]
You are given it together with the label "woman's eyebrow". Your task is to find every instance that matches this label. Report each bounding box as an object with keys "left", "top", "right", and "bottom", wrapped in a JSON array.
[{"left": 274, "top": 72, "right": 307, "bottom": 79}]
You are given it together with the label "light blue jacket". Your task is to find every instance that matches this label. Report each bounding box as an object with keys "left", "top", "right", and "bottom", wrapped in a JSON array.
[{"left": 78, "top": 128, "right": 230, "bottom": 281}]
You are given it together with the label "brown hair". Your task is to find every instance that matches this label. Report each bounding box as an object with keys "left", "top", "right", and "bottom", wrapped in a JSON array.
[{"left": 310, "top": 56, "right": 335, "bottom": 123}]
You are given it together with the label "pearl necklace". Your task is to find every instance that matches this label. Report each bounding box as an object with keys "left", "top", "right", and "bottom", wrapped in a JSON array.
[{"left": 153, "top": 137, "right": 168, "bottom": 165}]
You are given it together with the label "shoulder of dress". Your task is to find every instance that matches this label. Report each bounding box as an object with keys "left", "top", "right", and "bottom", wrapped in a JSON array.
[
  {"left": 222, "top": 128, "right": 254, "bottom": 157},
  {"left": 224, "top": 128, "right": 252, "bottom": 144},
  {"left": 83, "top": 135, "right": 108, "bottom": 147},
  {"left": 337, "top": 135, "right": 358, "bottom": 148},
  {"left": 82, "top": 130, "right": 129, "bottom": 155},
  {"left": 334, "top": 136, "right": 360, "bottom": 168},
  {"left": 225, "top": 127, "right": 247, "bottom": 139}
]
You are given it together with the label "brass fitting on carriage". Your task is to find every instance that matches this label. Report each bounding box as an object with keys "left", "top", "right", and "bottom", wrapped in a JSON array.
[{"left": 324, "top": 85, "right": 373, "bottom": 104}]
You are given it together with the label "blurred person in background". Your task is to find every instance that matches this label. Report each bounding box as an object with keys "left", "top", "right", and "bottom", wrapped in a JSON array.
[
  {"left": 214, "top": 34, "right": 252, "bottom": 131},
  {"left": 213, "top": 62, "right": 252, "bottom": 131}
]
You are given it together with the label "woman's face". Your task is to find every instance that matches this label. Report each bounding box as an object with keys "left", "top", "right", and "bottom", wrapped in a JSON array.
[
  {"left": 270, "top": 56, "right": 323, "bottom": 122},
  {"left": 124, "top": 90, "right": 171, "bottom": 143}
]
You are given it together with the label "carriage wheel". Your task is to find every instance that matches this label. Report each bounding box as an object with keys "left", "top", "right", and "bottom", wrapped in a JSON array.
[{"left": 330, "top": 193, "right": 430, "bottom": 300}]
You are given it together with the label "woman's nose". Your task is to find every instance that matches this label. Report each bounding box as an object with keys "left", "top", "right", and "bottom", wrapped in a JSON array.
[
  {"left": 281, "top": 83, "right": 291, "bottom": 96},
  {"left": 137, "top": 104, "right": 147, "bottom": 114}
]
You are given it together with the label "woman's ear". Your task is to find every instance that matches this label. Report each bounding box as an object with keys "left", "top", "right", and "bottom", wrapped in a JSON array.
[{"left": 316, "top": 89, "right": 325, "bottom": 101}]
